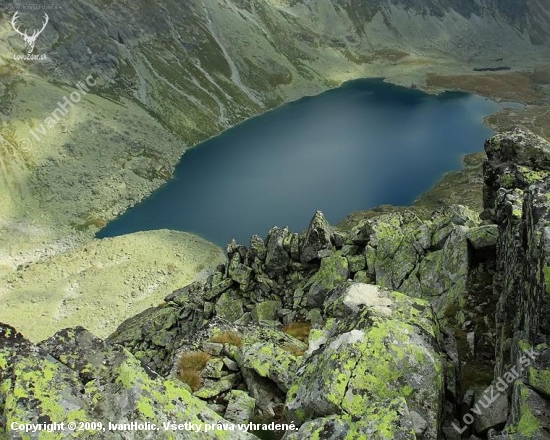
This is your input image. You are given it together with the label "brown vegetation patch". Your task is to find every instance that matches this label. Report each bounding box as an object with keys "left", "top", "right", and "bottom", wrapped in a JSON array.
[
  {"left": 177, "top": 351, "right": 212, "bottom": 391},
  {"left": 179, "top": 351, "right": 212, "bottom": 371},
  {"left": 283, "top": 321, "right": 311, "bottom": 343},
  {"left": 209, "top": 331, "right": 243, "bottom": 347},
  {"left": 178, "top": 369, "right": 202, "bottom": 392},
  {"left": 426, "top": 72, "right": 543, "bottom": 105}
]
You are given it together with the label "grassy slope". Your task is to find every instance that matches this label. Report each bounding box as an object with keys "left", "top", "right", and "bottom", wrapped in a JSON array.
[{"left": 1, "top": 230, "right": 225, "bottom": 342}]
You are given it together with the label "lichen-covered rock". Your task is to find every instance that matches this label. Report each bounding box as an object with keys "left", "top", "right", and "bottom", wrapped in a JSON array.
[
  {"left": 250, "top": 234, "right": 267, "bottom": 261},
  {"left": 1, "top": 325, "right": 257, "bottom": 439},
  {"left": 346, "top": 254, "right": 366, "bottom": 273},
  {"left": 481, "top": 128, "right": 550, "bottom": 438},
  {"left": 483, "top": 127, "right": 550, "bottom": 219},
  {"left": 323, "top": 282, "right": 393, "bottom": 318},
  {"left": 485, "top": 127, "right": 550, "bottom": 171},
  {"left": 265, "top": 227, "right": 292, "bottom": 273},
  {"left": 228, "top": 253, "right": 254, "bottom": 290},
  {"left": 286, "top": 283, "right": 444, "bottom": 439},
  {"left": 251, "top": 300, "right": 282, "bottom": 323},
  {"left": 201, "top": 358, "right": 225, "bottom": 379},
  {"left": 369, "top": 212, "right": 418, "bottom": 290},
  {"left": 224, "top": 390, "right": 255, "bottom": 425},
  {"left": 300, "top": 211, "right": 333, "bottom": 263},
  {"left": 195, "top": 374, "right": 241, "bottom": 399},
  {"left": 0, "top": 324, "right": 33, "bottom": 377},
  {"left": 473, "top": 385, "right": 509, "bottom": 434},
  {"left": 215, "top": 291, "right": 245, "bottom": 323},
  {"left": 107, "top": 304, "right": 186, "bottom": 374},
  {"left": 205, "top": 278, "right": 234, "bottom": 301},
  {"left": 353, "top": 270, "right": 373, "bottom": 284},
  {"left": 289, "top": 232, "right": 301, "bottom": 261},
  {"left": 466, "top": 225, "right": 499, "bottom": 250},
  {"left": 283, "top": 398, "right": 416, "bottom": 439},
  {"left": 418, "top": 226, "right": 470, "bottom": 317},
  {"left": 237, "top": 342, "right": 300, "bottom": 393},
  {"left": 435, "top": 204, "right": 480, "bottom": 229},
  {"left": 503, "top": 382, "right": 550, "bottom": 439},
  {"left": 527, "top": 347, "right": 550, "bottom": 399},
  {"left": 302, "top": 253, "right": 349, "bottom": 309}
]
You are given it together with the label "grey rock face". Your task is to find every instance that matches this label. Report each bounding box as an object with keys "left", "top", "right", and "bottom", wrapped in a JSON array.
[
  {"left": 300, "top": 211, "right": 334, "bottom": 263},
  {"left": 224, "top": 390, "right": 256, "bottom": 424},
  {"left": 286, "top": 283, "right": 444, "bottom": 439},
  {"left": 265, "top": 227, "right": 293, "bottom": 273},
  {"left": 473, "top": 386, "right": 509, "bottom": 434},
  {"left": 466, "top": 225, "right": 499, "bottom": 250},
  {"left": 482, "top": 128, "right": 550, "bottom": 439}
]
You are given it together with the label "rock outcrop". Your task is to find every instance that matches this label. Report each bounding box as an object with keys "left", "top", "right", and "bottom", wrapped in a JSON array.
[
  {"left": 480, "top": 127, "right": 550, "bottom": 439},
  {"left": 0, "top": 324, "right": 257, "bottom": 439},
  {"left": 4, "top": 127, "right": 550, "bottom": 439}
]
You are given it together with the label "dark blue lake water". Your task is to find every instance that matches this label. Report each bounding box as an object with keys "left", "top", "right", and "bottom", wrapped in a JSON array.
[{"left": 98, "top": 78, "right": 500, "bottom": 247}]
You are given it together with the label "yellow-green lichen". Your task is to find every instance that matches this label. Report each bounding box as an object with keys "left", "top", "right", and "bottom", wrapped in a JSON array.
[
  {"left": 543, "top": 265, "right": 550, "bottom": 294},
  {"left": 2, "top": 356, "right": 87, "bottom": 428},
  {"left": 137, "top": 396, "right": 157, "bottom": 419},
  {"left": 517, "top": 410, "right": 541, "bottom": 437},
  {"left": 0, "top": 354, "right": 7, "bottom": 370},
  {"left": 528, "top": 367, "right": 550, "bottom": 397},
  {"left": 518, "top": 166, "right": 549, "bottom": 185}
]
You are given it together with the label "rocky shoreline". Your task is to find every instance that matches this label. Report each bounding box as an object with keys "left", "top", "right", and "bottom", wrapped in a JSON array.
[{"left": 2, "top": 127, "right": 550, "bottom": 439}]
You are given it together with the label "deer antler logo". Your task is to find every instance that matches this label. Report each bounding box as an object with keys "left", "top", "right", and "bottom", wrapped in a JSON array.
[{"left": 11, "top": 12, "right": 49, "bottom": 54}]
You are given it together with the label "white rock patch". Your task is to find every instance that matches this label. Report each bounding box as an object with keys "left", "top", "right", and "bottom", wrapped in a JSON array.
[{"left": 343, "top": 283, "right": 393, "bottom": 316}]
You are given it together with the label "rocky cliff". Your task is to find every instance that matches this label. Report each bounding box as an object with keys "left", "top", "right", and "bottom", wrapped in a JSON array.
[{"left": 3, "top": 127, "right": 550, "bottom": 439}]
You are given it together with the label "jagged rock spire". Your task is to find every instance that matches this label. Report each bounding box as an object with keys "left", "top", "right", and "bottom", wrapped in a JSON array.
[{"left": 300, "top": 211, "right": 334, "bottom": 263}]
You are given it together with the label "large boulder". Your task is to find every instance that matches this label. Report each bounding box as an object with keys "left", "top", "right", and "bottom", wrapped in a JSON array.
[
  {"left": 236, "top": 342, "right": 301, "bottom": 393},
  {"left": 283, "top": 398, "right": 416, "bottom": 439},
  {"left": 107, "top": 304, "right": 185, "bottom": 375},
  {"left": 483, "top": 127, "right": 550, "bottom": 216},
  {"left": 215, "top": 291, "right": 245, "bottom": 323},
  {"left": 466, "top": 225, "right": 499, "bottom": 250},
  {"left": 485, "top": 127, "right": 550, "bottom": 170},
  {"left": 224, "top": 390, "right": 256, "bottom": 425},
  {"left": 418, "top": 226, "right": 470, "bottom": 317},
  {"left": 368, "top": 212, "right": 418, "bottom": 290},
  {"left": 501, "top": 382, "right": 550, "bottom": 439},
  {"left": 473, "top": 386, "right": 508, "bottom": 434},
  {"left": 286, "top": 283, "right": 445, "bottom": 440}
]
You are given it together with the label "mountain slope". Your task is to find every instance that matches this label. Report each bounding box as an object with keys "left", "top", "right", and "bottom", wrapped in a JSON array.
[
  {"left": 1, "top": 0, "right": 550, "bottom": 339},
  {"left": 2, "top": 0, "right": 550, "bottom": 251}
]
